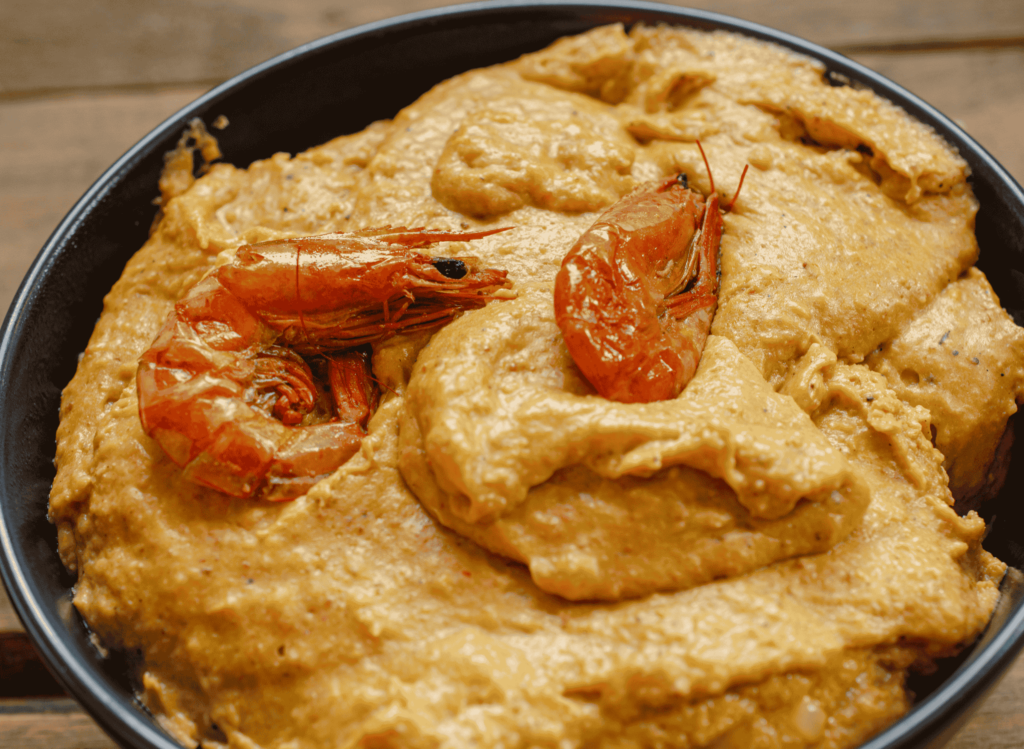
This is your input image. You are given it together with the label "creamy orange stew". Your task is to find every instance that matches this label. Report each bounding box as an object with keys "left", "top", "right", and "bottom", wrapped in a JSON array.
[{"left": 51, "top": 24, "right": 1023, "bottom": 749}]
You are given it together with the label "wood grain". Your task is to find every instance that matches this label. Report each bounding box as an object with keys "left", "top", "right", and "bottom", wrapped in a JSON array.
[
  {"left": 0, "top": 89, "right": 203, "bottom": 316},
  {"left": 2, "top": 0, "right": 1023, "bottom": 747},
  {"left": 0, "top": 590, "right": 22, "bottom": 634},
  {"left": 0, "top": 699, "right": 116, "bottom": 749},
  {"left": 3, "top": 0, "right": 1023, "bottom": 97}
]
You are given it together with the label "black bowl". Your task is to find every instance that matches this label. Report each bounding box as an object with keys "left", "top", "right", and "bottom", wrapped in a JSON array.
[{"left": 2, "top": 2, "right": 1023, "bottom": 748}]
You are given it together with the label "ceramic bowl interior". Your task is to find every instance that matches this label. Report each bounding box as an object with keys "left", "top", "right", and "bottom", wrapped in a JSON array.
[{"left": 1, "top": 3, "right": 1023, "bottom": 748}]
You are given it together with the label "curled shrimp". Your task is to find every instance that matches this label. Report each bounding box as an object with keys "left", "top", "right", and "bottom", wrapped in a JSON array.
[
  {"left": 554, "top": 145, "right": 745, "bottom": 403},
  {"left": 137, "top": 227, "right": 512, "bottom": 501}
]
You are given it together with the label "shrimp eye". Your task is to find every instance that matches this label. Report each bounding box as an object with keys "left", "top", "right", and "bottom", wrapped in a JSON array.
[
  {"left": 432, "top": 257, "right": 467, "bottom": 279},
  {"left": 677, "top": 173, "right": 689, "bottom": 189}
]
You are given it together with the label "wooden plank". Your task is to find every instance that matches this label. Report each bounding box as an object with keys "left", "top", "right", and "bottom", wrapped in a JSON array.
[
  {"left": 0, "top": 593, "right": 67, "bottom": 698},
  {"left": 686, "top": 0, "right": 1024, "bottom": 51},
  {"left": 0, "top": 88, "right": 204, "bottom": 318},
  {"left": 951, "top": 654, "right": 1024, "bottom": 748},
  {"left": 0, "top": 699, "right": 116, "bottom": 749},
  {"left": 0, "top": 588, "right": 22, "bottom": 634},
  {"left": 1, "top": 0, "right": 1022, "bottom": 97}
]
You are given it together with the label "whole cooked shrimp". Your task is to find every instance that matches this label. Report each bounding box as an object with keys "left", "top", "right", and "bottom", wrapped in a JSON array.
[
  {"left": 137, "top": 227, "right": 512, "bottom": 501},
  {"left": 554, "top": 146, "right": 745, "bottom": 403}
]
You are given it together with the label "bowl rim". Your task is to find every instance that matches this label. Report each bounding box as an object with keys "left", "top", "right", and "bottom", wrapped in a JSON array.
[{"left": 2, "top": 2, "right": 1023, "bottom": 748}]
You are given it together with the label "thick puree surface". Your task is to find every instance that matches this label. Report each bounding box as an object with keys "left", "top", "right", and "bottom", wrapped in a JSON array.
[{"left": 50, "top": 23, "right": 1023, "bottom": 749}]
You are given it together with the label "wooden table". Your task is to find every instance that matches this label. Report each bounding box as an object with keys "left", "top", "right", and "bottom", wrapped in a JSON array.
[{"left": 1, "top": 0, "right": 1022, "bottom": 746}]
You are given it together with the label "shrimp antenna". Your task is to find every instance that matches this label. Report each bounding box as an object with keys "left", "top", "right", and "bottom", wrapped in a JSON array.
[
  {"left": 696, "top": 139, "right": 714, "bottom": 195},
  {"left": 373, "top": 372, "right": 398, "bottom": 399},
  {"left": 295, "top": 245, "right": 310, "bottom": 342},
  {"left": 726, "top": 164, "right": 749, "bottom": 212}
]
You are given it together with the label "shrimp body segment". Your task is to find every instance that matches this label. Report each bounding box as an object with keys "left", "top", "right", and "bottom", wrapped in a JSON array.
[
  {"left": 138, "top": 227, "right": 512, "bottom": 501},
  {"left": 554, "top": 174, "right": 724, "bottom": 403}
]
